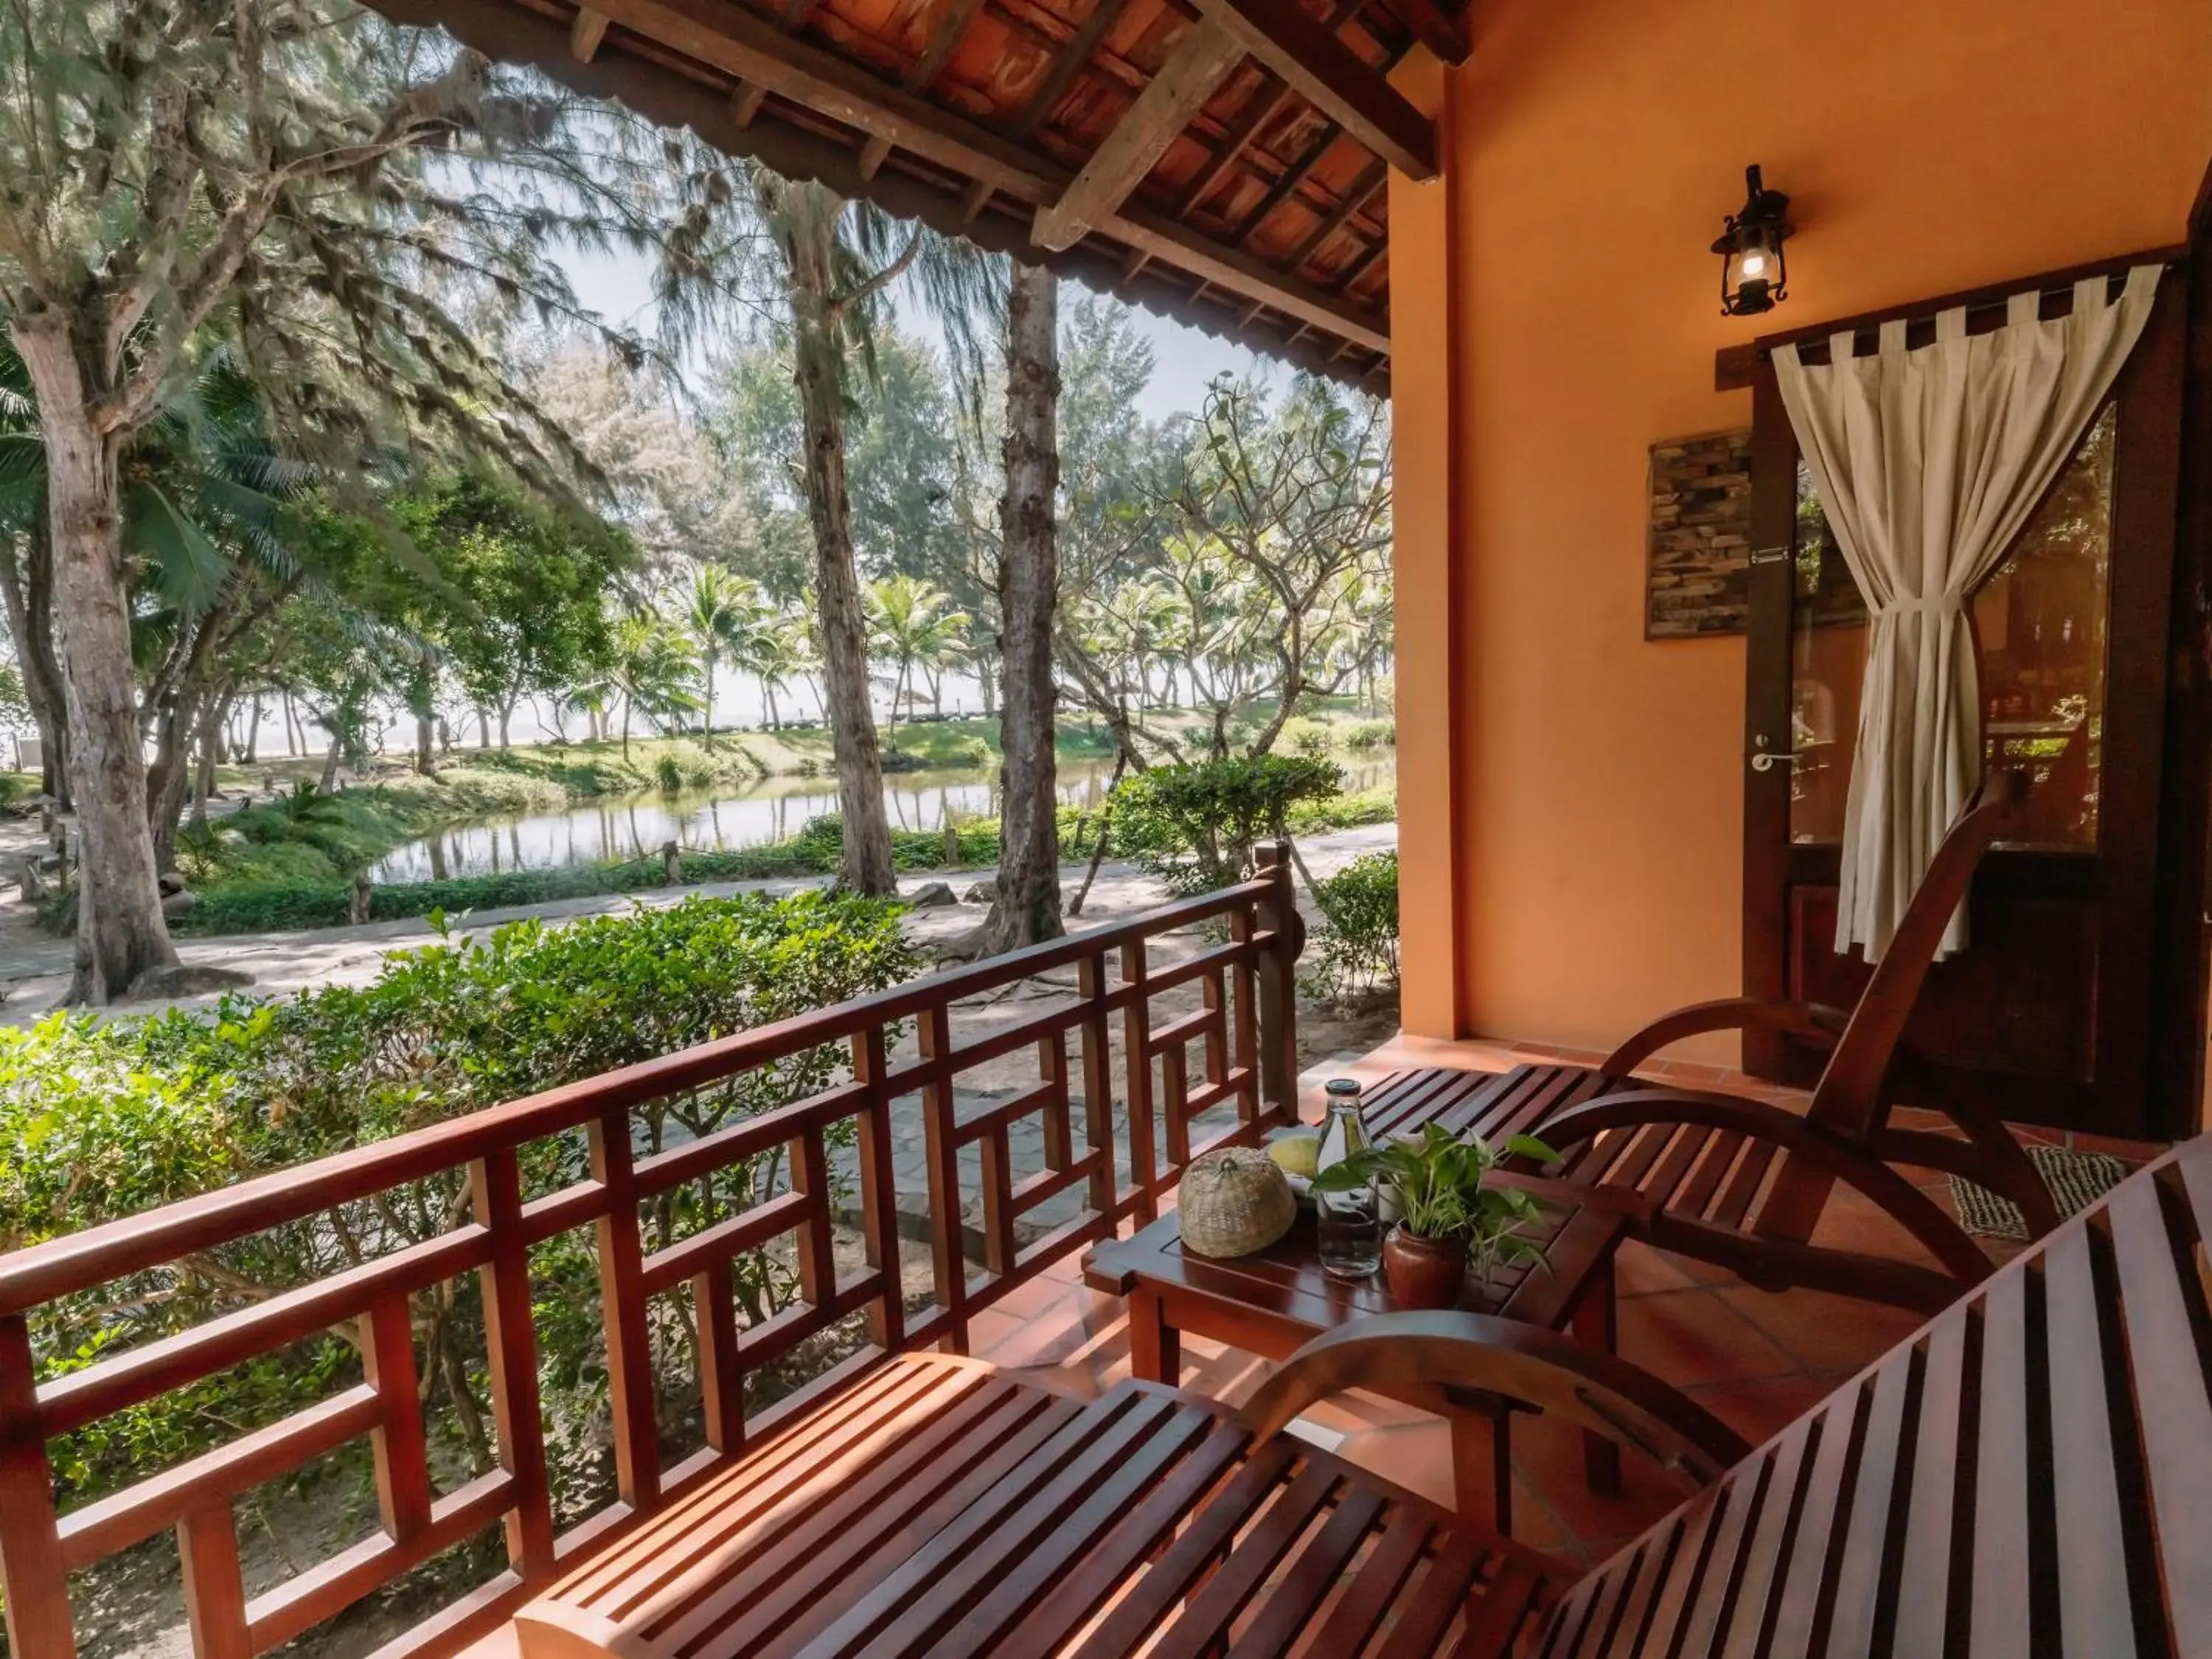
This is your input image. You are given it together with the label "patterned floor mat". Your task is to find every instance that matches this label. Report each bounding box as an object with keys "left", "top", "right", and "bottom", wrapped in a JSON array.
[{"left": 1950, "top": 1142, "right": 2130, "bottom": 1240}]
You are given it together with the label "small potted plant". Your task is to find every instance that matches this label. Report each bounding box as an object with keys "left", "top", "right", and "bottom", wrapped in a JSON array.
[{"left": 1311, "top": 1122, "right": 1559, "bottom": 1308}]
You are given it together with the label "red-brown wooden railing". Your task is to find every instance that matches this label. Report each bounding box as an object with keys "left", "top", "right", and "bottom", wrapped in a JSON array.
[{"left": 0, "top": 855, "right": 1304, "bottom": 1659}]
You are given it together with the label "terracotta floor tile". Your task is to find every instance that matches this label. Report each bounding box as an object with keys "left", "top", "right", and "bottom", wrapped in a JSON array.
[
  {"left": 1508, "top": 1414, "right": 1686, "bottom": 1549},
  {"left": 1613, "top": 1242, "right": 1699, "bottom": 1298},
  {"left": 1681, "top": 1372, "right": 1837, "bottom": 1444},
  {"left": 1335, "top": 1419, "right": 1457, "bottom": 1512},
  {"left": 1616, "top": 1288, "right": 1798, "bottom": 1385},
  {"left": 1709, "top": 1285, "right": 1926, "bottom": 1377}
]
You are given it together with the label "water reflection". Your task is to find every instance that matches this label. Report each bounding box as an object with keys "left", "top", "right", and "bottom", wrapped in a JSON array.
[{"left": 369, "top": 754, "right": 1397, "bottom": 886}]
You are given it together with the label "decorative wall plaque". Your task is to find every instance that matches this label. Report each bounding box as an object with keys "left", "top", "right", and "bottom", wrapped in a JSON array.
[{"left": 1645, "top": 428, "right": 1754, "bottom": 639}]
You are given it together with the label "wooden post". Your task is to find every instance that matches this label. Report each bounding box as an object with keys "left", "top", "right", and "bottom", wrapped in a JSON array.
[
  {"left": 661, "top": 840, "right": 681, "bottom": 883},
  {"left": 0, "top": 1316, "right": 74, "bottom": 1659},
  {"left": 1253, "top": 843, "right": 1301, "bottom": 1122}
]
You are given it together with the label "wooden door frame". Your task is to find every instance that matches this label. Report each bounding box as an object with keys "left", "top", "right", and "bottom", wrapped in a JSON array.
[
  {"left": 2153, "top": 155, "right": 2212, "bottom": 1136},
  {"left": 1736, "top": 251, "right": 2194, "bottom": 1136}
]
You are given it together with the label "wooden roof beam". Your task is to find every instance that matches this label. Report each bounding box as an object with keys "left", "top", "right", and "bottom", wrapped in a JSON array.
[
  {"left": 859, "top": 0, "right": 989, "bottom": 178},
  {"left": 383, "top": 0, "right": 1388, "bottom": 377},
  {"left": 1234, "top": 119, "right": 1335, "bottom": 241},
  {"left": 1388, "top": 0, "right": 1469, "bottom": 66},
  {"left": 1189, "top": 0, "right": 1435, "bottom": 178},
  {"left": 1174, "top": 0, "right": 1362, "bottom": 217},
  {"left": 1283, "top": 155, "right": 1385, "bottom": 270},
  {"left": 1033, "top": 16, "right": 1242, "bottom": 251},
  {"left": 571, "top": 7, "right": 611, "bottom": 60},
  {"left": 560, "top": 0, "right": 1388, "bottom": 349}
]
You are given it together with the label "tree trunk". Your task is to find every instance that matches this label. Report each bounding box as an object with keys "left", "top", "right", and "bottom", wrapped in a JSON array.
[
  {"left": 498, "top": 698, "right": 515, "bottom": 751},
  {"left": 701, "top": 650, "right": 717, "bottom": 749},
  {"left": 0, "top": 524, "right": 70, "bottom": 806},
  {"left": 983, "top": 262, "right": 1063, "bottom": 949},
  {"left": 15, "top": 319, "right": 179, "bottom": 1001},
  {"left": 775, "top": 180, "right": 894, "bottom": 894},
  {"left": 764, "top": 683, "right": 780, "bottom": 731},
  {"left": 319, "top": 728, "right": 342, "bottom": 793},
  {"left": 476, "top": 707, "right": 490, "bottom": 749},
  {"left": 242, "top": 699, "right": 262, "bottom": 765},
  {"left": 415, "top": 712, "right": 434, "bottom": 776},
  {"left": 282, "top": 689, "right": 299, "bottom": 757}
]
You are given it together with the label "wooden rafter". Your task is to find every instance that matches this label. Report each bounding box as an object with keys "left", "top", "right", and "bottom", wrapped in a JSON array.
[
  {"left": 1235, "top": 118, "right": 1336, "bottom": 241},
  {"left": 1388, "top": 0, "right": 1468, "bottom": 65},
  {"left": 1032, "top": 16, "right": 1242, "bottom": 251},
  {"left": 570, "top": 6, "right": 611, "bottom": 60},
  {"left": 1191, "top": 0, "right": 1434, "bottom": 178},
  {"left": 966, "top": 0, "right": 1137, "bottom": 222},
  {"left": 439, "top": 0, "right": 1388, "bottom": 353},
  {"left": 858, "top": 0, "right": 990, "bottom": 179},
  {"left": 1283, "top": 155, "right": 1385, "bottom": 271},
  {"left": 1173, "top": 0, "right": 1362, "bottom": 217}
]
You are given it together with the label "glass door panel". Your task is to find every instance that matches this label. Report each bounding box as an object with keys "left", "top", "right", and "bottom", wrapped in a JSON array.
[{"left": 1786, "top": 401, "right": 2117, "bottom": 849}]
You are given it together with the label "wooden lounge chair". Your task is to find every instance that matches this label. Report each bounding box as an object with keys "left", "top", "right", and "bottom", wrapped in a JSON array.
[
  {"left": 1419, "top": 771, "right": 2054, "bottom": 1314},
  {"left": 513, "top": 1132, "right": 2208, "bottom": 1657}
]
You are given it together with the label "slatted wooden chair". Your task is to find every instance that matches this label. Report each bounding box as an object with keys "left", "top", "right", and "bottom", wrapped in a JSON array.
[
  {"left": 1441, "top": 770, "right": 2056, "bottom": 1314},
  {"left": 513, "top": 1133, "right": 2208, "bottom": 1657},
  {"left": 510, "top": 1326, "right": 1750, "bottom": 1659}
]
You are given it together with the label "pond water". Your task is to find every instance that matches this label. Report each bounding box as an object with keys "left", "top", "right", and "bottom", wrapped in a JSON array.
[{"left": 367, "top": 751, "right": 1397, "bottom": 885}]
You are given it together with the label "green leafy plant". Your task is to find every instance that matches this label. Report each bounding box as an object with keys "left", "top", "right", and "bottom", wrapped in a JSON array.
[
  {"left": 1305, "top": 851, "right": 1399, "bottom": 1000},
  {"left": 1109, "top": 754, "right": 1342, "bottom": 896},
  {"left": 1343, "top": 719, "right": 1397, "bottom": 751},
  {"left": 1313, "top": 1123, "right": 1561, "bottom": 1279}
]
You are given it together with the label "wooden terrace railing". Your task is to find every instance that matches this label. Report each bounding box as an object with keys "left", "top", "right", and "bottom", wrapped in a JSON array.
[{"left": 0, "top": 853, "right": 1304, "bottom": 1659}]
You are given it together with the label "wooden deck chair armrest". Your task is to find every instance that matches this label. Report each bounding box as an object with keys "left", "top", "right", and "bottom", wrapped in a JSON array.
[
  {"left": 1541, "top": 1088, "right": 1994, "bottom": 1289},
  {"left": 1237, "top": 1311, "right": 1751, "bottom": 1490},
  {"left": 1601, "top": 998, "right": 1851, "bottom": 1078}
]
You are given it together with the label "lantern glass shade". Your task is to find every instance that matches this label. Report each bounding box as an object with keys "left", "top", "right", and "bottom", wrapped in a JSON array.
[{"left": 1714, "top": 165, "right": 1792, "bottom": 317}]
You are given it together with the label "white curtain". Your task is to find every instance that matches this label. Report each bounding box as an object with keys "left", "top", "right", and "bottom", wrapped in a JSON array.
[{"left": 1773, "top": 264, "right": 2160, "bottom": 961}]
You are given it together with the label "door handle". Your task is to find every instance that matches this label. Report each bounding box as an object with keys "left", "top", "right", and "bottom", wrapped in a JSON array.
[{"left": 1750, "top": 734, "right": 1801, "bottom": 773}]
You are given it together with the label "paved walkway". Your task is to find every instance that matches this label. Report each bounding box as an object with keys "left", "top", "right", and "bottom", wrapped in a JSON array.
[{"left": 0, "top": 824, "right": 1397, "bottom": 1025}]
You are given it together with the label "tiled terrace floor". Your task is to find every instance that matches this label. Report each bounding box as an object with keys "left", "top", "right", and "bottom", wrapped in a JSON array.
[
  {"left": 965, "top": 1032, "right": 2166, "bottom": 1569},
  {"left": 460, "top": 1033, "right": 2166, "bottom": 1658}
]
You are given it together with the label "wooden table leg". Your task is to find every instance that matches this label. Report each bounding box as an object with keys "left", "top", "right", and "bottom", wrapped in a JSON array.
[
  {"left": 1449, "top": 1404, "right": 1513, "bottom": 1537},
  {"left": 1128, "top": 1288, "right": 1181, "bottom": 1385},
  {"left": 1573, "top": 1256, "right": 1624, "bottom": 1497}
]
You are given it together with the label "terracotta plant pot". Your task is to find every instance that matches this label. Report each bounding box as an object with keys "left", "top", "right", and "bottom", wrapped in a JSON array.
[{"left": 1382, "top": 1225, "right": 1467, "bottom": 1310}]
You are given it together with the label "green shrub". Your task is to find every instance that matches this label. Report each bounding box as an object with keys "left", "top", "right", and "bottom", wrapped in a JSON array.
[
  {"left": 1343, "top": 719, "right": 1397, "bottom": 751},
  {"left": 1287, "top": 785, "right": 1397, "bottom": 835},
  {"left": 655, "top": 753, "right": 685, "bottom": 793},
  {"left": 13, "top": 892, "right": 920, "bottom": 1522},
  {"left": 1110, "top": 755, "right": 1343, "bottom": 896},
  {"left": 1277, "top": 717, "right": 1332, "bottom": 759},
  {"left": 1304, "top": 851, "right": 1400, "bottom": 999}
]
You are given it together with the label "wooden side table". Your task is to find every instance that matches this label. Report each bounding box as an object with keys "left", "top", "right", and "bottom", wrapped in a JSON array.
[{"left": 1084, "top": 1168, "right": 1626, "bottom": 1537}]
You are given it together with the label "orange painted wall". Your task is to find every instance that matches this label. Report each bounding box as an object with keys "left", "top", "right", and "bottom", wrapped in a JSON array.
[{"left": 1391, "top": 0, "right": 2212, "bottom": 1057}]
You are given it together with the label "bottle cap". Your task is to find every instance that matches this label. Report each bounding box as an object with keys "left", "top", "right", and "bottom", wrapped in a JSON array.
[{"left": 1324, "top": 1077, "right": 1362, "bottom": 1098}]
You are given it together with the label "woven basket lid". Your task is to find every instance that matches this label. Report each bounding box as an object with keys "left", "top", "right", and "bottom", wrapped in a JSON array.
[{"left": 1178, "top": 1148, "right": 1297, "bottom": 1259}]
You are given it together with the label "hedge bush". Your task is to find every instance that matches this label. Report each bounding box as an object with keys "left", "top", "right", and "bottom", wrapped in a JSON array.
[
  {"left": 1109, "top": 755, "right": 1343, "bottom": 896},
  {"left": 10, "top": 892, "right": 920, "bottom": 1534},
  {"left": 1304, "top": 850, "right": 1401, "bottom": 999}
]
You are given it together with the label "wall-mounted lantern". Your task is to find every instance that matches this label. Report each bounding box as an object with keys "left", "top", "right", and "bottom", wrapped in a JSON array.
[{"left": 1713, "top": 164, "right": 1792, "bottom": 316}]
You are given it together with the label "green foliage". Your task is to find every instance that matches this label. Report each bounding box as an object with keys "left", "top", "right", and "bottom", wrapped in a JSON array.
[
  {"left": 11, "top": 894, "right": 920, "bottom": 1515},
  {"left": 1312, "top": 1121, "right": 1559, "bottom": 1274},
  {"left": 1277, "top": 717, "right": 1333, "bottom": 759},
  {"left": 1343, "top": 720, "right": 1397, "bottom": 751},
  {"left": 1304, "top": 852, "right": 1401, "bottom": 1001},
  {"left": 1110, "top": 755, "right": 1342, "bottom": 895}
]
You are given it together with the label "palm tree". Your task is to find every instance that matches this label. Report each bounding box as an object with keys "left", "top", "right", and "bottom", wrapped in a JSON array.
[
  {"left": 683, "top": 565, "right": 773, "bottom": 748},
  {"left": 609, "top": 612, "right": 702, "bottom": 759},
  {"left": 742, "top": 611, "right": 810, "bottom": 732},
  {"left": 866, "top": 574, "right": 969, "bottom": 726}
]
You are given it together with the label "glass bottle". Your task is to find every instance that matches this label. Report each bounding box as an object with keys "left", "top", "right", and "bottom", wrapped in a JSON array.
[{"left": 1315, "top": 1078, "right": 1382, "bottom": 1279}]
